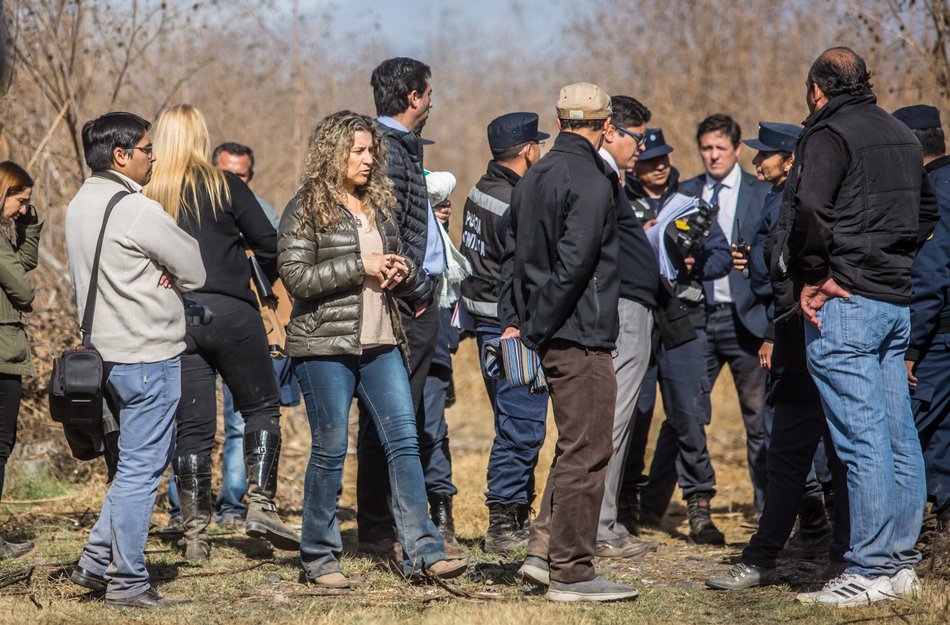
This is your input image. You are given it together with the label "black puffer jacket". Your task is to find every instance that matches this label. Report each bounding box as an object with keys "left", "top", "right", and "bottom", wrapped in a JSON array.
[
  {"left": 278, "top": 195, "right": 418, "bottom": 358},
  {"left": 378, "top": 122, "right": 434, "bottom": 309}
]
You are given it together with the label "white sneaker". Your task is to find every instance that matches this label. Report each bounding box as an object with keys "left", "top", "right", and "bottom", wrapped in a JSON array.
[
  {"left": 795, "top": 573, "right": 895, "bottom": 607},
  {"left": 890, "top": 568, "right": 921, "bottom": 599}
]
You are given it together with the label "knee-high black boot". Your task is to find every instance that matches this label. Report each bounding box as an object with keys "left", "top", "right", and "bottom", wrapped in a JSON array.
[
  {"left": 174, "top": 454, "right": 213, "bottom": 560},
  {"left": 244, "top": 429, "right": 300, "bottom": 551}
]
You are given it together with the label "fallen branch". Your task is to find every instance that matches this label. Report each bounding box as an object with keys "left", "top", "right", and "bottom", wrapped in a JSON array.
[
  {"left": 421, "top": 570, "right": 503, "bottom": 601},
  {"left": 151, "top": 558, "right": 277, "bottom": 582},
  {"left": 1, "top": 494, "right": 76, "bottom": 505},
  {"left": 0, "top": 565, "right": 34, "bottom": 590}
]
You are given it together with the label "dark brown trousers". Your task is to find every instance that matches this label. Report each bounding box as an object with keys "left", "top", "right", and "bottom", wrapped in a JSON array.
[{"left": 526, "top": 339, "right": 617, "bottom": 583}]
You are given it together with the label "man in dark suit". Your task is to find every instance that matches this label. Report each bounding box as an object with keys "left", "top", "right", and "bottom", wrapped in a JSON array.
[{"left": 679, "top": 114, "right": 771, "bottom": 520}]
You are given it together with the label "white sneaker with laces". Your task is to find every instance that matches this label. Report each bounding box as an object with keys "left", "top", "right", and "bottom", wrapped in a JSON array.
[
  {"left": 890, "top": 568, "right": 921, "bottom": 599},
  {"left": 795, "top": 573, "right": 895, "bottom": 607}
]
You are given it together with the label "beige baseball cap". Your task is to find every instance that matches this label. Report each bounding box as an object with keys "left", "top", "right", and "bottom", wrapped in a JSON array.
[{"left": 557, "top": 83, "right": 612, "bottom": 120}]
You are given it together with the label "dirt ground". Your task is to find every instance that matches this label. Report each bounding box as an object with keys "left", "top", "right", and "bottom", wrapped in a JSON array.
[{"left": 1, "top": 338, "right": 948, "bottom": 624}]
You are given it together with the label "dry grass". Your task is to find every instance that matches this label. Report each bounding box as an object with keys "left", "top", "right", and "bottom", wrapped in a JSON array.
[{"left": 1, "top": 338, "right": 948, "bottom": 624}]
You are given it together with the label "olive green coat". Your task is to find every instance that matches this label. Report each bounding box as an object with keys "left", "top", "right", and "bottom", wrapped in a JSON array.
[
  {"left": 278, "top": 196, "right": 418, "bottom": 359},
  {"left": 0, "top": 222, "right": 42, "bottom": 377}
]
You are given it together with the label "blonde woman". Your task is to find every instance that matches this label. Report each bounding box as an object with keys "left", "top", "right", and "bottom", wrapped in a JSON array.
[
  {"left": 146, "top": 104, "right": 299, "bottom": 560},
  {"left": 0, "top": 161, "right": 42, "bottom": 559},
  {"left": 279, "top": 111, "right": 467, "bottom": 588}
]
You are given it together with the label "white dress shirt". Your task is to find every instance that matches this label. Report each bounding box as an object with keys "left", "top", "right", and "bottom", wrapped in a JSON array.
[{"left": 704, "top": 163, "right": 742, "bottom": 304}]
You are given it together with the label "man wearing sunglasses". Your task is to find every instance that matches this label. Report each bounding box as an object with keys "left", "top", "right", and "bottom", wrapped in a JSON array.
[{"left": 592, "top": 95, "right": 661, "bottom": 560}]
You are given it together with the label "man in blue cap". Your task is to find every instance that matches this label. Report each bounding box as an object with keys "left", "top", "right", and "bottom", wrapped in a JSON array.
[
  {"left": 893, "top": 104, "right": 950, "bottom": 538},
  {"left": 621, "top": 128, "right": 732, "bottom": 545},
  {"left": 706, "top": 121, "right": 854, "bottom": 591},
  {"left": 460, "top": 111, "right": 549, "bottom": 554}
]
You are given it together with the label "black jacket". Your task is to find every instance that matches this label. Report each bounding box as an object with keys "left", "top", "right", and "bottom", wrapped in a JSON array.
[
  {"left": 378, "top": 121, "right": 435, "bottom": 309},
  {"left": 177, "top": 171, "right": 277, "bottom": 308},
  {"left": 460, "top": 160, "right": 520, "bottom": 327},
  {"left": 790, "top": 93, "right": 938, "bottom": 304},
  {"left": 500, "top": 132, "right": 620, "bottom": 351}
]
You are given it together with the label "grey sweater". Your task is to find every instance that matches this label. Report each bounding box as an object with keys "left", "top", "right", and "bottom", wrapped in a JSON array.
[{"left": 65, "top": 172, "right": 206, "bottom": 363}]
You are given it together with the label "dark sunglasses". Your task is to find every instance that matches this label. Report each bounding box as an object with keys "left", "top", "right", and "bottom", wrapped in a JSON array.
[
  {"left": 614, "top": 126, "right": 646, "bottom": 147},
  {"left": 126, "top": 143, "right": 154, "bottom": 156}
]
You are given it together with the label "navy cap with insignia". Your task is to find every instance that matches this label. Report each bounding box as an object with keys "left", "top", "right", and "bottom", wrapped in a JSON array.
[
  {"left": 487, "top": 112, "right": 550, "bottom": 150},
  {"left": 638, "top": 128, "right": 674, "bottom": 161},
  {"left": 743, "top": 122, "right": 803, "bottom": 153}
]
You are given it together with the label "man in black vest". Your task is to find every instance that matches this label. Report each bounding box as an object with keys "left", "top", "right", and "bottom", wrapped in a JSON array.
[
  {"left": 790, "top": 47, "right": 938, "bottom": 607},
  {"left": 357, "top": 57, "right": 458, "bottom": 557},
  {"left": 460, "top": 112, "right": 550, "bottom": 554}
]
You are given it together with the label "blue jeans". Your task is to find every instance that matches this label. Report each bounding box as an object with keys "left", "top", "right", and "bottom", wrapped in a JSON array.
[
  {"left": 78, "top": 359, "right": 180, "bottom": 599},
  {"left": 294, "top": 346, "right": 445, "bottom": 578},
  {"left": 805, "top": 295, "right": 925, "bottom": 578},
  {"left": 476, "top": 326, "right": 548, "bottom": 506}
]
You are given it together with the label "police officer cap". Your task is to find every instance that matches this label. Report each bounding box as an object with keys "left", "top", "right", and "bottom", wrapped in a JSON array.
[
  {"left": 638, "top": 128, "right": 674, "bottom": 161},
  {"left": 892, "top": 104, "right": 942, "bottom": 130},
  {"left": 743, "top": 122, "right": 802, "bottom": 154},
  {"left": 487, "top": 112, "right": 550, "bottom": 150}
]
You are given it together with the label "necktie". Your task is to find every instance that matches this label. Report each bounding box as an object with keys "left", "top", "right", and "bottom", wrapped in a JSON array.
[{"left": 709, "top": 182, "right": 724, "bottom": 207}]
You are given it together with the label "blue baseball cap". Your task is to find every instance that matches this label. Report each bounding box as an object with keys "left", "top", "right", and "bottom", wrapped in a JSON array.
[
  {"left": 892, "top": 104, "right": 941, "bottom": 130},
  {"left": 638, "top": 128, "right": 674, "bottom": 161},
  {"left": 743, "top": 122, "right": 802, "bottom": 153},
  {"left": 487, "top": 112, "right": 550, "bottom": 150}
]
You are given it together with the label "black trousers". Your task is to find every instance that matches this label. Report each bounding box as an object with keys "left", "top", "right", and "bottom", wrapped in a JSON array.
[
  {"left": 356, "top": 303, "right": 439, "bottom": 541},
  {"left": 0, "top": 374, "right": 22, "bottom": 499},
  {"left": 742, "top": 318, "right": 850, "bottom": 569},
  {"left": 175, "top": 293, "right": 281, "bottom": 457}
]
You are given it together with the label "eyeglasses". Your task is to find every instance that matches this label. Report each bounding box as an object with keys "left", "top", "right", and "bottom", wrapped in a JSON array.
[
  {"left": 518, "top": 140, "right": 545, "bottom": 155},
  {"left": 126, "top": 143, "right": 154, "bottom": 156},
  {"left": 614, "top": 126, "right": 646, "bottom": 147}
]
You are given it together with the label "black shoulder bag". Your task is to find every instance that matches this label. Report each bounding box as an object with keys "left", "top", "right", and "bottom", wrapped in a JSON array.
[{"left": 49, "top": 189, "right": 130, "bottom": 429}]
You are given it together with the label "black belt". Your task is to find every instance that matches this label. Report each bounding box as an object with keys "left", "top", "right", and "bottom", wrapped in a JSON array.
[
  {"left": 709, "top": 303, "right": 734, "bottom": 312},
  {"left": 938, "top": 316, "right": 950, "bottom": 334}
]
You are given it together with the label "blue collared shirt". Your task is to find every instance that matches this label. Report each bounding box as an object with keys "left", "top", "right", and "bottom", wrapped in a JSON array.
[{"left": 377, "top": 116, "right": 445, "bottom": 277}]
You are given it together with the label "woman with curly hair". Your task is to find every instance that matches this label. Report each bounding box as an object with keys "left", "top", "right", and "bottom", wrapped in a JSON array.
[
  {"left": 0, "top": 161, "right": 42, "bottom": 559},
  {"left": 146, "top": 104, "right": 299, "bottom": 560},
  {"left": 279, "top": 110, "right": 467, "bottom": 588}
]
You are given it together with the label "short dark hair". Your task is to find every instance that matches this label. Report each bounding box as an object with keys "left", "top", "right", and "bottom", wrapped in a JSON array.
[
  {"left": 491, "top": 142, "right": 531, "bottom": 162},
  {"left": 558, "top": 118, "right": 605, "bottom": 132},
  {"left": 81, "top": 112, "right": 150, "bottom": 171},
  {"left": 807, "top": 47, "right": 873, "bottom": 99},
  {"left": 912, "top": 127, "right": 946, "bottom": 158},
  {"left": 371, "top": 57, "right": 431, "bottom": 117},
  {"left": 212, "top": 142, "right": 255, "bottom": 177},
  {"left": 696, "top": 113, "right": 741, "bottom": 147},
  {"left": 610, "top": 96, "right": 651, "bottom": 129}
]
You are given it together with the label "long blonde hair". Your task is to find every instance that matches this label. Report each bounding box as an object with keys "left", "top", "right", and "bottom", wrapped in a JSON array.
[
  {"left": 146, "top": 104, "right": 229, "bottom": 223},
  {"left": 296, "top": 110, "right": 395, "bottom": 233}
]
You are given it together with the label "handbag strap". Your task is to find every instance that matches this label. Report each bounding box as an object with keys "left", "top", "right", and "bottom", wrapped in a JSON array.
[{"left": 81, "top": 176, "right": 134, "bottom": 346}]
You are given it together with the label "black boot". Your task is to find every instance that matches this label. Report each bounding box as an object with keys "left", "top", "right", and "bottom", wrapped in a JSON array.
[
  {"left": 429, "top": 493, "right": 464, "bottom": 556},
  {"left": 174, "top": 454, "right": 212, "bottom": 560},
  {"left": 686, "top": 492, "right": 725, "bottom": 545},
  {"left": 244, "top": 429, "right": 300, "bottom": 551},
  {"left": 783, "top": 495, "right": 832, "bottom": 558},
  {"left": 617, "top": 488, "right": 641, "bottom": 536},
  {"left": 484, "top": 503, "right": 530, "bottom": 554}
]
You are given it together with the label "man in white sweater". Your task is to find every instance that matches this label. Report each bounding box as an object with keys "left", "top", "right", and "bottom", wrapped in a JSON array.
[{"left": 64, "top": 112, "right": 205, "bottom": 610}]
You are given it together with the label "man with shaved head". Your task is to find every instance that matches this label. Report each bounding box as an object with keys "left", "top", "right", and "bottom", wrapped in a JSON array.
[{"left": 786, "top": 47, "right": 938, "bottom": 607}]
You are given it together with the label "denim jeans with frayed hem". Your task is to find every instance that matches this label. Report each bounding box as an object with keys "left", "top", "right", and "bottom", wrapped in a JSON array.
[
  {"left": 805, "top": 295, "right": 925, "bottom": 578},
  {"left": 294, "top": 346, "right": 445, "bottom": 578},
  {"left": 78, "top": 358, "right": 180, "bottom": 599}
]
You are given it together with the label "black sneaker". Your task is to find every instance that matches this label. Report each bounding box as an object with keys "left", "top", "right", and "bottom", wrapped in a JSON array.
[{"left": 104, "top": 585, "right": 191, "bottom": 609}]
